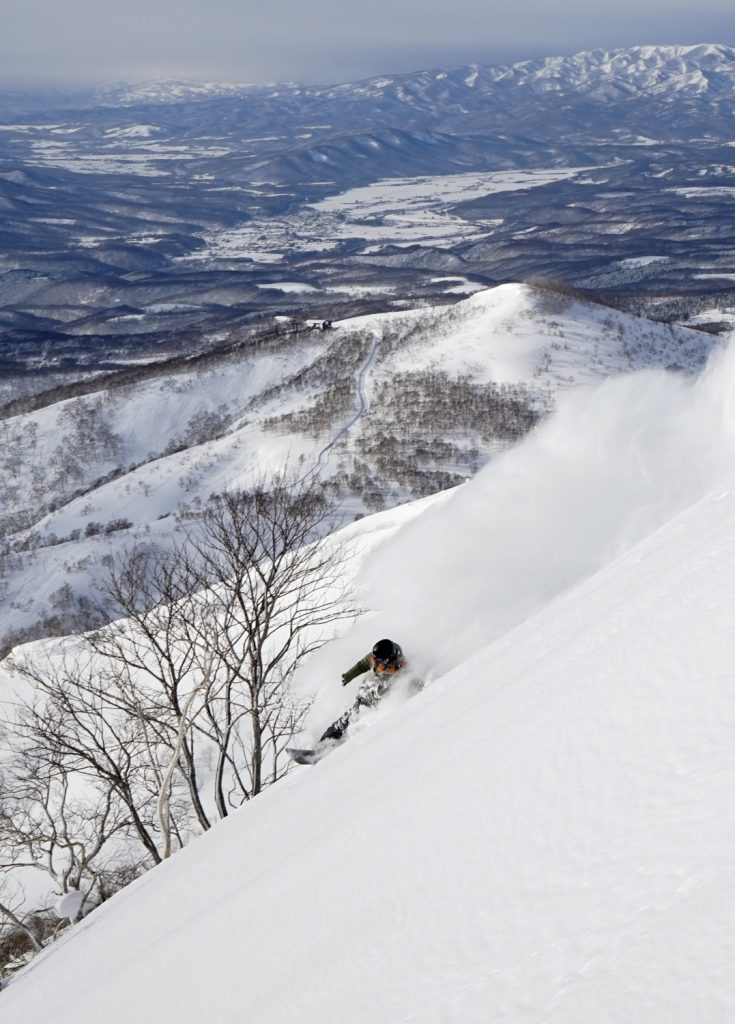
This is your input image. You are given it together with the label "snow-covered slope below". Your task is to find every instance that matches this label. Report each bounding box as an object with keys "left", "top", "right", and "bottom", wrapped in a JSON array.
[
  {"left": 4, "top": 339, "right": 735, "bottom": 1021},
  {"left": 3, "top": 451, "right": 735, "bottom": 1023}
]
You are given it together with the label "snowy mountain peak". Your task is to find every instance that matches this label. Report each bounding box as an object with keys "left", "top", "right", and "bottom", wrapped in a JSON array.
[{"left": 487, "top": 43, "right": 735, "bottom": 99}]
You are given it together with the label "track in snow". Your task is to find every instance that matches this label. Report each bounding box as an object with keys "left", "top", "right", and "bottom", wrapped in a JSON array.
[{"left": 314, "top": 331, "right": 380, "bottom": 474}]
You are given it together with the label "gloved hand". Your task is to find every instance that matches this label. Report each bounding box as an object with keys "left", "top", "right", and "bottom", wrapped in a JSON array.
[{"left": 341, "top": 673, "right": 349, "bottom": 686}]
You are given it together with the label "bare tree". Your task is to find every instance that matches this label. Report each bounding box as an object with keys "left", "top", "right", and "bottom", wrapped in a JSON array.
[
  {"left": 0, "top": 875, "right": 44, "bottom": 975},
  {"left": 0, "top": 756, "right": 134, "bottom": 916},
  {"left": 8, "top": 650, "right": 169, "bottom": 866},
  {"left": 99, "top": 474, "right": 355, "bottom": 831},
  {"left": 6, "top": 473, "right": 356, "bottom": 874},
  {"left": 92, "top": 546, "right": 215, "bottom": 840},
  {"left": 0, "top": 747, "right": 147, "bottom": 980},
  {"left": 186, "top": 477, "right": 355, "bottom": 800}
]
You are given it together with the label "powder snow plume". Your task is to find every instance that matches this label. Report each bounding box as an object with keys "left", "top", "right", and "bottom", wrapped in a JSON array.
[{"left": 354, "top": 336, "right": 735, "bottom": 679}]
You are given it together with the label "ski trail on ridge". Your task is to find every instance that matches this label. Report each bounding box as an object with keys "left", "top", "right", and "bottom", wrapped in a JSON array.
[{"left": 314, "top": 330, "right": 381, "bottom": 473}]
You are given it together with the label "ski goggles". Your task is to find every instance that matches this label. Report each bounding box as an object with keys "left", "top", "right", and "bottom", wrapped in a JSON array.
[{"left": 373, "top": 658, "right": 400, "bottom": 674}]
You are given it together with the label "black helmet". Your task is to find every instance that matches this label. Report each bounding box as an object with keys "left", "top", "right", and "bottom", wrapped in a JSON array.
[{"left": 372, "top": 638, "right": 402, "bottom": 666}]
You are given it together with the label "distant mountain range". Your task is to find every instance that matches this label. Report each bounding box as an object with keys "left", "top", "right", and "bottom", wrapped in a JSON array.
[
  {"left": 9, "top": 43, "right": 735, "bottom": 114},
  {"left": 1, "top": 44, "right": 734, "bottom": 397}
]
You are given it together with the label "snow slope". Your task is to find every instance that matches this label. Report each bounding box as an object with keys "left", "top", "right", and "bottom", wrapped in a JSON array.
[{"left": 3, "top": 339, "right": 735, "bottom": 1021}]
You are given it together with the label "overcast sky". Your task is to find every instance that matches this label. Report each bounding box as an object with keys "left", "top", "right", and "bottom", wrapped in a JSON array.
[{"left": 3, "top": 0, "right": 734, "bottom": 87}]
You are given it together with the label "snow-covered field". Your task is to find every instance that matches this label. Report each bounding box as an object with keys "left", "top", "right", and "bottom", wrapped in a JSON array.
[
  {"left": 3, "top": 327, "right": 735, "bottom": 1021},
  {"left": 310, "top": 167, "right": 591, "bottom": 217},
  {"left": 182, "top": 166, "right": 595, "bottom": 261},
  {"left": 29, "top": 134, "right": 232, "bottom": 177}
]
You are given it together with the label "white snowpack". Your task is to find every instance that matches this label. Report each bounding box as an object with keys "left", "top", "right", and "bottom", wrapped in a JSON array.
[{"left": 54, "top": 891, "right": 86, "bottom": 922}]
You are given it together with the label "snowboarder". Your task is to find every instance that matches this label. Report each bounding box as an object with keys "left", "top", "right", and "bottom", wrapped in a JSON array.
[
  {"left": 320, "top": 638, "right": 416, "bottom": 743},
  {"left": 287, "top": 639, "right": 421, "bottom": 764}
]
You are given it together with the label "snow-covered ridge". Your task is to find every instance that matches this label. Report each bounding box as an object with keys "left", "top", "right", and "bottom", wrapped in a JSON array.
[
  {"left": 100, "top": 79, "right": 269, "bottom": 105},
  {"left": 96, "top": 43, "right": 735, "bottom": 108},
  {"left": 483, "top": 42, "right": 735, "bottom": 98},
  {"left": 0, "top": 284, "right": 716, "bottom": 653},
  {"left": 343, "top": 42, "right": 735, "bottom": 109}
]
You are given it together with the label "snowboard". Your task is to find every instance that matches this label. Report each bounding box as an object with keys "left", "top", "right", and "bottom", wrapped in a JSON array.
[{"left": 287, "top": 739, "right": 342, "bottom": 765}]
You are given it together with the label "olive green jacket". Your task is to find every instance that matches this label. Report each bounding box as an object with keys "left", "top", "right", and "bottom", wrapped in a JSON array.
[{"left": 341, "top": 654, "right": 375, "bottom": 684}]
